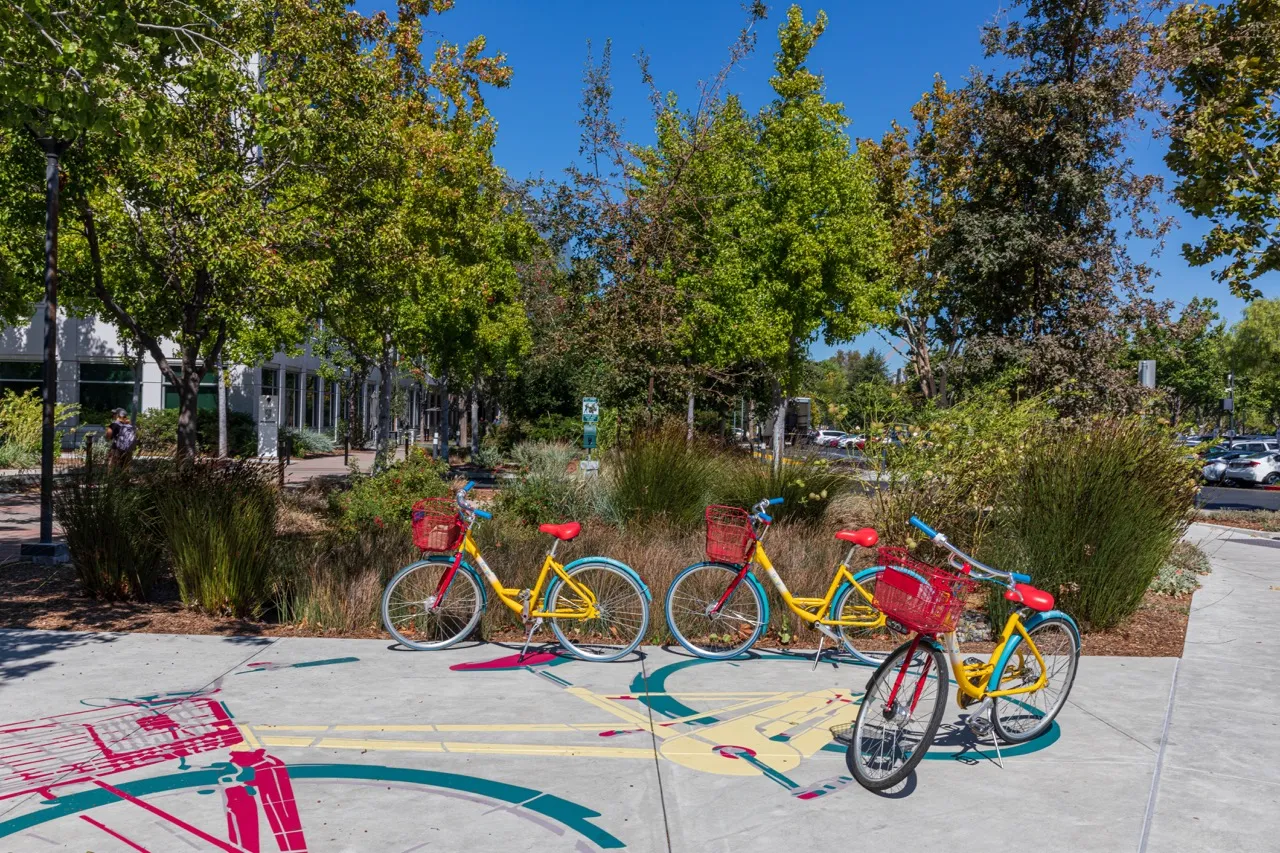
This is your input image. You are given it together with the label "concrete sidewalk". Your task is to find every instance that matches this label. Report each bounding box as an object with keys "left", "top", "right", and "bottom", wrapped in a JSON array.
[{"left": 0, "top": 524, "right": 1274, "bottom": 852}]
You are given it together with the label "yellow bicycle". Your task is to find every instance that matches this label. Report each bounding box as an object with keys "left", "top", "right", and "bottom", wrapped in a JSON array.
[
  {"left": 664, "top": 498, "right": 901, "bottom": 664},
  {"left": 381, "top": 482, "right": 651, "bottom": 661}
]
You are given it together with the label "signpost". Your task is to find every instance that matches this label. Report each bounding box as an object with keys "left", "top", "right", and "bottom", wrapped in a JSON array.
[
  {"left": 1138, "top": 360, "right": 1156, "bottom": 389},
  {"left": 581, "top": 397, "right": 599, "bottom": 474}
]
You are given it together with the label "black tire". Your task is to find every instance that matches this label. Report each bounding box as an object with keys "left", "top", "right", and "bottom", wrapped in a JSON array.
[
  {"left": 991, "top": 616, "right": 1081, "bottom": 744},
  {"left": 846, "top": 638, "right": 949, "bottom": 791},
  {"left": 1264, "top": 472, "right": 1280, "bottom": 486}
]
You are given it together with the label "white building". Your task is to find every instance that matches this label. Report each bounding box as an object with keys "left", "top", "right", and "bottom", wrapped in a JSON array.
[{"left": 0, "top": 307, "right": 450, "bottom": 454}]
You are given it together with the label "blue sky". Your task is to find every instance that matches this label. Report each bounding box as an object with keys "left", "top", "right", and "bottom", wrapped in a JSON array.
[{"left": 355, "top": 0, "right": 1278, "bottom": 365}]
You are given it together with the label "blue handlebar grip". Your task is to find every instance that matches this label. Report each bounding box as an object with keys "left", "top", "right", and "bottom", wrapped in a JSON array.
[
  {"left": 758, "top": 512, "right": 773, "bottom": 523},
  {"left": 1010, "top": 572, "right": 1031, "bottom": 585},
  {"left": 474, "top": 508, "right": 492, "bottom": 519},
  {"left": 463, "top": 481, "right": 476, "bottom": 493},
  {"left": 909, "top": 516, "right": 939, "bottom": 539},
  {"left": 768, "top": 497, "right": 785, "bottom": 505}
]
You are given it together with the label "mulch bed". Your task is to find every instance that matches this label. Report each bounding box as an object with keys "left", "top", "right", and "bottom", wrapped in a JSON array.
[{"left": 1, "top": 560, "right": 1193, "bottom": 655}]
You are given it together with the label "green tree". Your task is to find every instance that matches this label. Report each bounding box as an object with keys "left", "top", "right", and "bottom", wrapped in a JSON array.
[
  {"left": 1165, "top": 0, "right": 1280, "bottom": 299},
  {"left": 1129, "top": 298, "right": 1227, "bottom": 426},
  {"left": 1229, "top": 298, "right": 1280, "bottom": 427}
]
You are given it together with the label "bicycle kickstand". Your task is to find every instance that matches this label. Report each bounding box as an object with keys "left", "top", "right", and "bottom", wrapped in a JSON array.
[
  {"left": 811, "top": 634, "right": 824, "bottom": 671},
  {"left": 988, "top": 723, "right": 1004, "bottom": 770},
  {"left": 518, "top": 617, "right": 543, "bottom": 662}
]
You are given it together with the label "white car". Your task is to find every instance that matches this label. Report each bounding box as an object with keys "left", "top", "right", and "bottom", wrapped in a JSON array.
[
  {"left": 813, "top": 429, "right": 846, "bottom": 447},
  {"left": 1223, "top": 452, "right": 1280, "bottom": 486},
  {"left": 837, "top": 434, "right": 865, "bottom": 450}
]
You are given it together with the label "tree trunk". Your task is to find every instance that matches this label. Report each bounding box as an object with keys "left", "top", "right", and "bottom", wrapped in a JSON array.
[
  {"left": 176, "top": 354, "right": 202, "bottom": 459},
  {"left": 438, "top": 373, "right": 450, "bottom": 461},
  {"left": 459, "top": 389, "right": 470, "bottom": 452},
  {"left": 771, "top": 381, "right": 786, "bottom": 476},
  {"left": 470, "top": 384, "right": 480, "bottom": 454},
  {"left": 217, "top": 360, "right": 228, "bottom": 458},
  {"left": 746, "top": 399, "right": 756, "bottom": 453},
  {"left": 131, "top": 345, "right": 143, "bottom": 420},
  {"left": 375, "top": 341, "right": 395, "bottom": 470},
  {"left": 686, "top": 390, "right": 695, "bottom": 445},
  {"left": 37, "top": 141, "right": 65, "bottom": 546}
]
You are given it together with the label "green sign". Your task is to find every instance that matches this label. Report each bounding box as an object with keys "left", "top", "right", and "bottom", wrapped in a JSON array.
[
  {"left": 582, "top": 397, "right": 599, "bottom": 423},
  {"left": 583, "top": 422, "right": 598, "bottom": 450}
]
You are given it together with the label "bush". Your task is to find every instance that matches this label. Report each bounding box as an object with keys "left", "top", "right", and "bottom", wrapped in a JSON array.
[
  {"left": 331, "top": 448, "right": 450, "bottom": 533},
  {"left": 275, "top": 527, "right": 417, "bottom": 632},
  {"left": 1149, "top": 541, "right": 1211, "bottom": 596},
  {"left": 495, "top": 441, "right": 597, "bottom": 525},
  {"left": 0, "top": 442, "right": 36, "bottom": 471},
  {"left": 717, "top": 455, "right": 852, "bottom": 525},
  {"left": 153, "top": 459, "right": 279, "bottom": 617},
  {"left": 982, "top": 418, "right": 1198, "bottom": 630},
  {"left": 0, "top": 388, "right": 77, "bottom": 458},
  {"left": 283, "top": 427, "right": 335, "bottom": 457},
  {"left": 523, "top": 413, "right": 581, "bottom": 444},
  {"left": 54, "top": 470, "right": 165, "bottom": 601},
  {"left": 605, "top": 426, "right": 725, "bottom": 529},
  {"left": 873, "top": 391, "right": 1053, "bottom": 551},
  {"left": 135, "top": 407, "right": 257, "bottom": 456}
]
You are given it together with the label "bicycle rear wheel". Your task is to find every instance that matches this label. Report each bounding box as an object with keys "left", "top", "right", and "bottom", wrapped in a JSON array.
[
  {"left": 831, "top": 568, "right": 911, "bottom": 665},
  {"left": 381, "top": 557, "right": 484, "bottom": 651},
  {"left": 547, "top": 561, "right": 650, "bottom": 662},
  {"left": 847, "top": 637, "right": 948, "bottom": 791},
  {"left": 991, "top": 615, "right": 1080, "bottom": 743},
  {"left": 665, "top": 562, "right": 766, "bottom": 659}
]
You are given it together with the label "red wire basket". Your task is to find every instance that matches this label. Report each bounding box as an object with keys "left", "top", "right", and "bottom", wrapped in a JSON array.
[
  {"left": 411, "top": 498, "right": 464, "bottom": 553},
  {"left": 872, "top": 546, "right": 977, "bottom": 634},
  {"left": 705, "top": 505, "right": 756, "bottom": 564}
]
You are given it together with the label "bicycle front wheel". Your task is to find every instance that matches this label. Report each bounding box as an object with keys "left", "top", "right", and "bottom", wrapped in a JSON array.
[
  {"left": 381, "top": 557, "right": 484, "bottom": 651},
  {"left": 547, "top": 561, "right": 650, "bottom": 662},
  {"left": 847, "top": 638, "right": 948, "bottom": 791},
  {"left": 665, "top": 562, "right": 766, "bottom": 659},
  {"left": 831, "top": 568, "right": 911, "bottom": 665},
  {"left": 991, "top": 615, "right": 1080, "bottom": 743}
]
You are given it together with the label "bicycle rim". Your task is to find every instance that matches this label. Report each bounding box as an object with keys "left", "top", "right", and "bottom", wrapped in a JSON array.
[
  {"left": 992, "top": 617, "right": 1080, "bottom": 743},
  {"left": 847, "top": 639, "right": 948, "bottom": 791},
  {"left": 382, "top": 559, "right": 484, "bottom": 650},
  {"left": 549, "top": 562, "right": 649, "bottom": 661},
  {"left": 665, "top": 563, "right": 764, "bottom": 659},
  {"left": 833, "top": 570, "right": 909, "bottom": 665}
]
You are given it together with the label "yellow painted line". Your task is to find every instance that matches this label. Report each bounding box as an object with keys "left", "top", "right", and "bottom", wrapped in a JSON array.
[
  {"left": 257, "top": 736, "right": 321, "bottom": 748},
  {"left": 309, "top": 738, "right": 651, "bottom": 759},
  {"left": 234, "top": 725, "right": 263, "bottom": 751},
  {"left": 254, "top": 725, "right": 331, "bottom": 731},
  {"left": 434, "top": 723, "right": 617, "bottom": 733},
  {"left": 565, "top": 688, "right": 671, "bottom": 738}
]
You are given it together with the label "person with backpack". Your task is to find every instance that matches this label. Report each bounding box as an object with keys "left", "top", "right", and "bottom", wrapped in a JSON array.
[{"left": 106, "top": 408, "right": 137, "bottom": 471}]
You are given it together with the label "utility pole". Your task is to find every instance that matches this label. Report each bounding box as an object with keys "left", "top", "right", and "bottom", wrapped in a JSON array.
[
  {"left": 217, "top": 359, "right": 228, "bottom": 458},
  {"left": 1226, "top": 372, "right": 1236, "bottom": 441}
]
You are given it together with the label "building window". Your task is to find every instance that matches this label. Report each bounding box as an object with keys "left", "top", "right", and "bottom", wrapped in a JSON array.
[
  {"left": 322, "top": 381, "right": 334, "bottom": 430},
  {"left": 305, "top": 374, "right": 318, "bottom": 430},
  {"left": 0, "top": 361, "right": 42, "bottom": 399},
  {"left": 164, "top": 370, "right": 217, "bottom": 411},
  {"left": 284, "top": 371, "right": 300, "bottom": 429},
  {"left": 261, "top": 367, "right": 279, "bottom": 397},
  {"left": 79, "top": 363, "right": 135, "bottom": 426}
]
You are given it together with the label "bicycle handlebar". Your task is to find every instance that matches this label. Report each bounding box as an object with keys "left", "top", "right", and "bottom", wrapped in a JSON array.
[
  {"left": 456, "top": 483, "right": 489, "bottom": 521},
  {"left": 750, "top": 496, "right": 785, "bottom": 525},
  {"left": 909, "top": 516, "right": 1026, "bottom": 588}
]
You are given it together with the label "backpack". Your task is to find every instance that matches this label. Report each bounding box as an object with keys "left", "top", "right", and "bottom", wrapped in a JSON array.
[{"left": 113, "top": 422, "right": 137, "bottom": 452}]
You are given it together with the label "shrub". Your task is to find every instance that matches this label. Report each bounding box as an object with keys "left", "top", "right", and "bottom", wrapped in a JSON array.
[
  {"left": 54, "top": 470, "right": 165, "bottom": 601},
  {"left": 0, "top": 388, "right": 77, "bottom": 456},
  {"left": 0, "top": 442, "right": 36, "bottom": 471},
  {"left": 283, "top": 427, "right": 335, "bottom": 457},
  {"left": 605, "top": 426, "right": 725, "bottom": 529},
  {"left": 717, "top": 455, "right": 851, "bottom": 525},
  {"left": 1149, "top": 541, "right": 1211, "bottom": 596},
  {"left": 275, "top": 527, "right": 417, "bottom": 632},
  {"left": 135, "top": 407, "right": 257, "bottom": 456},
  {"left": 523, "top": 413, "right": 581, "bottom": 444},
  {"left": 153, "top": 459, "right": 279, "bottom": 616},
  {"left": 495, "top": 441, "right": 596, "bottom": 525},
  {"left": 982, "top": 418, "right": 1198, "bottom": 630},
  {"left": 873, "top": 391, "right": 1053, "bottom": 551},
  {"left": 331, "top": 448, "right": 450, "bottom": 533}
]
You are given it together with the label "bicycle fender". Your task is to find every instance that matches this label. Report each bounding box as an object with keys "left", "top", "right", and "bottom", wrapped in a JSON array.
[
  {"left": 983, "top": 610, "right": 1080, "bottom": 693},
  {"left": 545, "top": 556, "right": 652, "bottom": 607},
  {"left": 828, "top": 565, "right": 926, "bottom": 622},
  {"left": 421, "top": 554, "right": 487, "bottom": 610}
]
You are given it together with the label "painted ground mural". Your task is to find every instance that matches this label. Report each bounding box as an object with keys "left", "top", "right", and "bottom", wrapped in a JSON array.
[{"left": 0, "top": 650, "right": 1059, "bottom": 851}]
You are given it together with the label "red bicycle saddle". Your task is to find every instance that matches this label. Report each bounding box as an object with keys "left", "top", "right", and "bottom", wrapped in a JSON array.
[
  {"left": 538, "top": 521, "right": 582, "bottom": 541},
  {"left": 1004, "top": 583, "right": 1054, "bottom": 612},
  {"left": 834, "top": 527, "right": 879, "bottom": 548}
]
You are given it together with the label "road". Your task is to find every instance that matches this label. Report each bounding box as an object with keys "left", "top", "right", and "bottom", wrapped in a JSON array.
[{"left": 1196, "top": 485, "right": 1280, "bottom": 512}]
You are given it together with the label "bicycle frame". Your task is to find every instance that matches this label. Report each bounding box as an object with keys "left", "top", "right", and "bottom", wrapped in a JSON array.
[
  {"left": 746, "top": 540, "right": 886, "bottom": 632},
  {"left": 941, "top": 610, "right": 1049, "bottom": 704},
  {"left": 454, "top": 528, "right": 601, "bottom": 621}
]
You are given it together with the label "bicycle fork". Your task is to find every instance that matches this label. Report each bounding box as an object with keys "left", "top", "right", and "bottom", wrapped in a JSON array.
[{"left": 884, "top": 636, "right": 933, "bottom": 724}]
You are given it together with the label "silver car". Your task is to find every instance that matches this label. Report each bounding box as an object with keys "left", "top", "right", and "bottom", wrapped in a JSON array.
[
  {"left": 1203, "top": 440, "right": 1278, "bottom": 484},
  {"left": 1223, "top": 451, "right": 1280, "bottom": 486}
]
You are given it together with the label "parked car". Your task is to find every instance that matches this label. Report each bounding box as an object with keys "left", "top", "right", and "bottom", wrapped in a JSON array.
[
  {"left": 813, "top": 429, "right": 847, "bottom": 447},
  {"left": 1223, "top": 452, "right": 1280, "bottom": 486},
  {"left": 1202, "top": 449, "right": 1249, "bottom": 484},
  {"left": 837, "top": 433, "right": 866, "bottom": 450}
]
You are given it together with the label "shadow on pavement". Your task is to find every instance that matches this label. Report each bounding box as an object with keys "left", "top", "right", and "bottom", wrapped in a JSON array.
[{"left": 0, "top": 629, "right": 120, "bottom": 690}]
